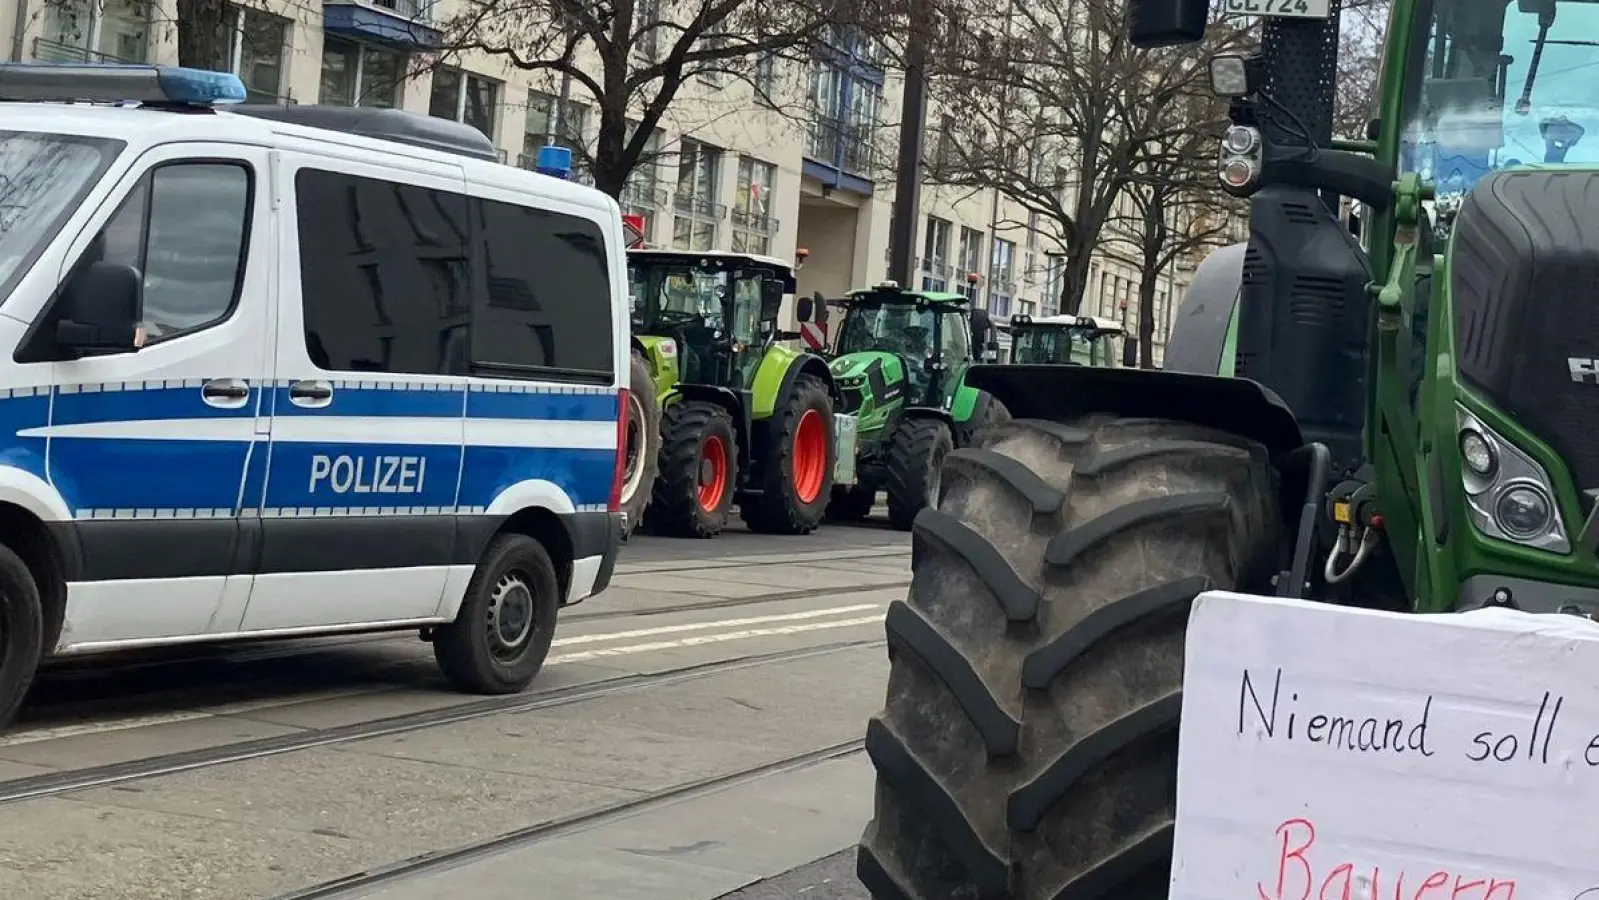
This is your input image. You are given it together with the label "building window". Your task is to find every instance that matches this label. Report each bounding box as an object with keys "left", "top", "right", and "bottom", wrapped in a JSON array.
[
  {"left": 921, "top": 216, "right": 951, "bottom": 291},
  {"left": 1043, "top": 254, "right": 1065, "bottom": 316},
  {"left": 755, "top": 54, "right": 778, "bottom": 102},
  {"left": 731, "top": 155, "right": 777, "bottom": 256},
  {"left": 990, "top": 238, "right": 1015, "bottom": 290},
  {"left": 320, "top": 38, "right": 403, "bottom": 108},
  {"left": 523, "top": 90, "right": 589, "bottom": 173},
  {"left": 957, "top": 227, "right": 984, "bottom": 282},
  {"left": 37, "top": 0, "right": 149, "bottom": 63},
  {"left": 220, "top": 6, "right": 291, "bottom": 103},
  {"left": 672, "top": 140, "right": 723, "bottom": 252},
  {"left": 429, "top": 68, "right": 500, "bottom": 140},
  {"left": 621, "top": 121, "right": 665, "bottom": 243},
  {"left": 636, "top": 0, "right": 662, "bottom": 60}
]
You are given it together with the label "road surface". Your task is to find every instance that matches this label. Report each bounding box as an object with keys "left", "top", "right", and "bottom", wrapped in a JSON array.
[{"left": 0, "top": 517, "right": 903, "bottom": 900}]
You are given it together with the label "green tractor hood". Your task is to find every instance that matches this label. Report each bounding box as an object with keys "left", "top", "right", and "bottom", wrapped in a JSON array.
[{"left": 829, "top": 350, "right": 913, "bottom": 440}]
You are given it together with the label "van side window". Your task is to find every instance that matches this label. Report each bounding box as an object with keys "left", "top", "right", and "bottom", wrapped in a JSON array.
[
  {"left": 295, "top": 168, "right": 470, "bottom": 375},
  {"left": 94, "top": 162, "right": 251, "bottom": 342},
  {"left": 473, "top": 198, "right": 614, "bottom": 378}
]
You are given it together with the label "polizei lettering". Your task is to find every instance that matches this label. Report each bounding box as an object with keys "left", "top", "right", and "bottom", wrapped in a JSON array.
[{"left": 308, "top": 454, "right": 427, "bottom": 495}]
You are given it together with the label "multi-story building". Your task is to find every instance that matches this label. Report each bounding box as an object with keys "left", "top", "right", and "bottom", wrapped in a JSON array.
[{"left": 0, "top": 0, "right": 1211, "bottom": 364}]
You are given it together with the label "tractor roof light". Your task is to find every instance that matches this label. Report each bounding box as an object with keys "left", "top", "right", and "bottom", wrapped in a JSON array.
[{"left": 1209, "top": 53, "right": 1263, "bottom": 99}]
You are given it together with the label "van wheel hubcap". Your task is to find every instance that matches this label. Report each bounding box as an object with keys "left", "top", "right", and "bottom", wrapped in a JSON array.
[{"left": 486, "top": 573, "right": 536, "bottom": 661}]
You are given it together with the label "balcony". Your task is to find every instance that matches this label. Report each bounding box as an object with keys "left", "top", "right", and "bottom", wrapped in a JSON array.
[
  {"left": 731, "top": 209, "right": 777, "bottom": 233},
  {"left": 672, "top": 193, "right": 727, "bottom": 219},
  {"left": 620, "top": 184, "right": 667, "bottom": 210},
  {"left": 802, "top": 115, "right": 876, "bottom": 197},
  {"left": 323, "top": 0, "right": 442, "bottom": 51}
]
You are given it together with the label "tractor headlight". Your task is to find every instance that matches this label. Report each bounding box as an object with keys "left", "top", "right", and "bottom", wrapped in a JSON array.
[
  {"left": 1460, "top": 430, "right": 1497, "bottom": 478},
  {"left": 1456, "top": 404, "right": 1570, "bottom": 554},
  {"left": 1495, "top": 482, "right": 1554, "bottom": 539}
]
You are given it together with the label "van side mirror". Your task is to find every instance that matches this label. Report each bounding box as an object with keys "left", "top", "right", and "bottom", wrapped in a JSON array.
[
  {"left": 56, "top": 261, "right": 141, "bottom": 353},
  {"left": 1127, "top": 0, "right": 1208, "bottom": 47},
  {"left": 759, "top": 279, "right": 784, "bottom": 323},
  {"left": 796, "top": 297, "right": 815, "bottom": 323}
]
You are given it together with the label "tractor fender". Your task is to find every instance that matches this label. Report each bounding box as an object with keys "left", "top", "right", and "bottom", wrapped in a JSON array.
[
  {"left": 1163, "top": 242, "right": 1246, "bottom": 376},
  {"left": 964, "top": 364, "right": 1304, "bottom": 457},
  {"left": 772, "top": 353, "right": 838, "bottom": 415},
  {"left": 670, "top": 383, "right": 752, "bottom": 466},
  {"left": 883, "top": 404, "right": 955, "bottom": 441}
]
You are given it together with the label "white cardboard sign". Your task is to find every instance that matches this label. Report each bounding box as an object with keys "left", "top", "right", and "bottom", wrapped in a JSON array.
[{"left": 1173, "top": 591, "right": 1599, "bottom": 900}]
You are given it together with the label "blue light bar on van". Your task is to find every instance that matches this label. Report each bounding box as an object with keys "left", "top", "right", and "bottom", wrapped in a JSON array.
[
  {"left": 0, "top": 63, "right": 247, "bottom": 107},
  {"left": 536, "top": 145, "right": 573, "bottom": 180}
]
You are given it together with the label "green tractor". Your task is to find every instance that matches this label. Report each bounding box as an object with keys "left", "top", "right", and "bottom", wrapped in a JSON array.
[
  {"left": 823, "top": 282, "right": 1010, "bottom": 530},
  {"left": 1007, "top": 312, "right": 1126, "bottom": 366},
  {"left": 627, "top": 249, "right": 846, "bottom": 539},
  {"left": 856, "top": 0, "right": 1599, "bottom": 896}
]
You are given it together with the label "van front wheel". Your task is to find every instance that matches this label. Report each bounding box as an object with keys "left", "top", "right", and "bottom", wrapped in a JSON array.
[
  {"left": 434, "top": 534, "right": 560, "bottom": 695},
  {"left": 0, "top": 543, "right": 42, "bottom": 732}
]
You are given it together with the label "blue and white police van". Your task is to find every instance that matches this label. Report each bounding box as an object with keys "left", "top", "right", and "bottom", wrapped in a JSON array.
[{"left": 0, "top": 64, "right": 632, "bottom": 730}]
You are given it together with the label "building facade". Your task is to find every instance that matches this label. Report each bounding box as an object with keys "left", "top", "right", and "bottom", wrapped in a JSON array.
[{"left": 0, "top": 0, "right": 1220, "bottom": 366}]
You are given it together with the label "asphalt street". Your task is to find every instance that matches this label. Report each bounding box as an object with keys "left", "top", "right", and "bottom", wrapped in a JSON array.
[{"left": 0, "top": 514, "right": 907, "bottom": 900}]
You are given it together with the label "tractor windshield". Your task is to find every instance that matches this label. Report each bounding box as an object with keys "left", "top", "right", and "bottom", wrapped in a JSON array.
[
  {"left": 835, "top": 298, "right": 938, "bottom": 359},
  {"left": 1402, "top": 0, "right": 1599, "bottom": 207},
  {"left": 1013, "top": 327, "right": 1109, "bottom": 365}
]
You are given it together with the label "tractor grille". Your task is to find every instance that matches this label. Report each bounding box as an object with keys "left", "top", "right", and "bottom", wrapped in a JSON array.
[
  {"left": 1451, "top": 169, "right": 1599, "bottom": 497},
  {"left": 838, "top": 386, "right": 864, "bottom": 415}
]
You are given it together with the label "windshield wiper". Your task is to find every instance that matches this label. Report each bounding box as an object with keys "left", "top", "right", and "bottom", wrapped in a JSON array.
[{"left": 1515, "top": 2, "right": 1558, "bottom": 115}]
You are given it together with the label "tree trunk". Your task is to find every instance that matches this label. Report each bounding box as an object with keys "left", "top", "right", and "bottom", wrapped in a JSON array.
[
  {"left": 1058, "top": 249, "right": 1093, "bottom": 314},
  {"left": 174, "top": 0, "right": 234, "bottom": 72},
  {"left": 1137, "top": 274, "right": 1157, "bottom": 367}
]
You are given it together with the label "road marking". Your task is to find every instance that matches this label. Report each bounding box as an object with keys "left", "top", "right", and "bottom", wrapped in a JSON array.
[
  {"left": 552, "top": 603, "right": 882, "bottom": 646},
  {"left": 0, "top": 606, "right": 889, "bottom": 747},
  {"left": 550, "top": 615, "right": 886, "bottom": 663}
]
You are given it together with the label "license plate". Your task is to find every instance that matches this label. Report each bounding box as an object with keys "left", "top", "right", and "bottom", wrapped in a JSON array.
[{"left": 1222, "top": 0, "right": 1330, "bottom": 19}]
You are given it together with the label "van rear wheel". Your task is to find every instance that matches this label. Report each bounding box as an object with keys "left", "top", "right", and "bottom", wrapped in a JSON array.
[{"left": 0, "top": 543, "right": 43, "bottom": 732}]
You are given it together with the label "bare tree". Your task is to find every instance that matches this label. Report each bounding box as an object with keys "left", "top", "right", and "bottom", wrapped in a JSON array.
[
  {"left": 1099, "top": 84, "right": 1241, "bottom": 367},
  {"left": 926, "top": 0, "right": 1246, "bottom": 314},
  {"left": 1336, "top": 0, "right": 1391, "bottom": 140},
  {"left": 430, "top": 0, "right": 898, "bottom": 197}
]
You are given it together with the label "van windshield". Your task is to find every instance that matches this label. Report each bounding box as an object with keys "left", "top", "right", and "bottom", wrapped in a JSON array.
[{"left": 0, "top": 130, "right": 122, "bottom": 297}]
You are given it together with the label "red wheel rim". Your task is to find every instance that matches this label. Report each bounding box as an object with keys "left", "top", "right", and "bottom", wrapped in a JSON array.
[
  {"left": 792, "top": 409, "right": 827, "bottom": 504},
  {"left": 699, "top": 435, "right": 728, "bottom": 512}
]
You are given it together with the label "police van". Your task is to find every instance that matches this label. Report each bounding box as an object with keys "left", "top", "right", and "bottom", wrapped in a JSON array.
[{"left": 0, "top": 64, "right": 631, "bottom": 730}]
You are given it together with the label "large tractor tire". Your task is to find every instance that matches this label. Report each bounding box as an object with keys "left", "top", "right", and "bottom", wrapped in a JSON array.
[
  {"left": 648, "top": 400, "right": 738, "bottom": 539},
  {"left": 957, "top": 392, "right": 1012, "bottom": 447},
  {"left": 741, "top": 374, "right": 835, "bottom": 535},
  {"left": 619, "top": 352, "right": 661, "bottom": 538},
  {"left": 884, "top": 417, "right": 954, "bottom": 531},
  {"left": 827, "top": 484, "right": 876, "bottom": 523},
  {"left": 857, "top": 416, "right": 1283, "bottom": 899}
]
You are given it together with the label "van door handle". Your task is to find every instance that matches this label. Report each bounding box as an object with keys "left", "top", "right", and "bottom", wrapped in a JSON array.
[
  {"left": 289, "top": 379, "right": 333, "bottom": 408},
  {"left": 201, "top": 378, "right": 250, "bottom": 409}
]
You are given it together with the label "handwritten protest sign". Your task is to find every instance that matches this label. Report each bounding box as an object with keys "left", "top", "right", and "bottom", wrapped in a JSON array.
[{"left": 1172, "top": 591, "right": 1599, "bottom": 900}]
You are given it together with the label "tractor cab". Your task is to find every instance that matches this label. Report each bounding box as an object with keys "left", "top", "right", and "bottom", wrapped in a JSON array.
[
  {"left": 1007, "top": 313, "right": 1125, "bottom": 366},
  {"left": 627, "top": 249, "right": 794, "bottom": 387},
  {"left": 829, "top": 282, "right": 997, "bottom": 410}
]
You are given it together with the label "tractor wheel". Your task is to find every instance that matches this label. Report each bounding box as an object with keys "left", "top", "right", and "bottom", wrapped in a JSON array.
[
  {"left": 619, "top": 352, "right": 661, "bottom": 538},
  {"left": 827, "top": 484, "right": 876, "bottom": 523},
  {"left": 741, "top": 374, "right": 836, "bottom": 535},
  {"left": 958, "top": 392, "right": 1013, "bottom": 447},
  {"left": 884, "top": 418, "right": 954, "bottom": 531},
  {"left": 648, "top": 400, "right": 738, "bottom": 539},
  {"left": 856, "top": 416, "right": 1283, "bottom": 900}
]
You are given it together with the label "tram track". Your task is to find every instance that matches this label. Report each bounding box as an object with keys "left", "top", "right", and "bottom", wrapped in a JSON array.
[
  {"left": 268, "top": 737, "right": 868, "bottom": 900},
  {"left": 0, "top": 638, "right": 882, "bottom": 806}
]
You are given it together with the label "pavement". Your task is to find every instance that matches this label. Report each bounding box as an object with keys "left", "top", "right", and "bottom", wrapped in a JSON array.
[{"left": 0, "top": 514, "right": 906, "bottom": 900}]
